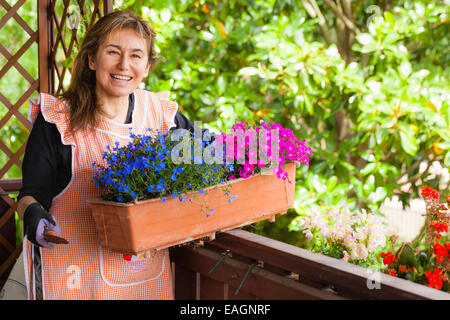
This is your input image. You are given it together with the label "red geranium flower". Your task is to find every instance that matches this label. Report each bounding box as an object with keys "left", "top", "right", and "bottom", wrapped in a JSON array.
[
  {"left": 429, "top": 221, "right": 448, "bottom": 234},
  {"left": 421, "top": 186, "right": 439, "bottom": 200},
  {"left": 425, "top": 268, "right": 444, "bottom": 290},
  {"left": 433, "top": 242, "right": 448, "bottom": 263},
  {"left": 380, "top": 251, "right": 397, "bottom": 265},
  {"left": 388, "top": 268, "right": 397, "bottom": 277}
]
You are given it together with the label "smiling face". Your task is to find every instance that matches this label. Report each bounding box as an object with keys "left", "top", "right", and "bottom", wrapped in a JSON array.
[{"left": 88, "top": 28, "right": 151, "bottom": 101}]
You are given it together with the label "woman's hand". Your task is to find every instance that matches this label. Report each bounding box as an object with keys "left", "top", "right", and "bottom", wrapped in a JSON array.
[{"left": 23, "top": 202, "right": 61, "bottom": 249}]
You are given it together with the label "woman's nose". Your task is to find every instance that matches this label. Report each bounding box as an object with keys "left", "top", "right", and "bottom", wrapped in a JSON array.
[{"left": 118, "top": 55, "right": 130, "bottom": 70}]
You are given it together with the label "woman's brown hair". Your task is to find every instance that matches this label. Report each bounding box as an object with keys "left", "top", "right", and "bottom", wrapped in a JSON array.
[{"left": 58, "top": 10, "right": 158, "bottom": 133}]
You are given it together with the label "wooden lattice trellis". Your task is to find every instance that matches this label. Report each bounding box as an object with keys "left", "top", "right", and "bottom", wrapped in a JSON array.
[
  {"left": 48, "top": 0, "right": 114, "bottom": 95},
  {"left": 0, "top": 0, "right": 114, "bottom": 291}
]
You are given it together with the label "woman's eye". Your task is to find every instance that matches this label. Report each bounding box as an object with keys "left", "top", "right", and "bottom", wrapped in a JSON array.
[
  {"left": 108, "top": 50, "right": 119, "bottom": 55},
  {"left": 132, "top": 54, "right": 142, "bottom": 59}
]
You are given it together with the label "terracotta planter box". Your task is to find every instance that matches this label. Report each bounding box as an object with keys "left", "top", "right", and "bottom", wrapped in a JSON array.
[{"left": 87, "top": 163, "right": 296, "bottom": 255}]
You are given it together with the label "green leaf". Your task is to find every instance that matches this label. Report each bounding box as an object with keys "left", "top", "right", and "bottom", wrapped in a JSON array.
[
  {"left": 445, "top": 151, "right": 450, "bottom": 167},
  {"left": 398, "top": 244, "right": 417, "bottom": 268},
  {"left": 384, "top": 11, "right": 395, "bottom": 26},
  {"left": 238, "top": 67, "right": 260, "bottom": 76},
  {"left": 398, "top": 61, "right": 412, "bottom": 78},
  {"left": 284, "top": 77, "right": 298, "bottom": 94},
  {"left": 217, "top": 76, "right": 226, "bottom": 94},
  {"left": 356, "top": 33, "right": 373, "bottom": 46},
  {"left": 399, "top": 131, "right": 417, "bottom": 156},
  {"left": 376, "top": 128, "right": 388, "bottom": 144},
  {"left": 360, "top": 162, "right": 376, "bottom": 176},
  {"left": 398, "top": 123, "right": 418, "bottom": 156},
  {"left": 303, "top": 94, "right": 313, "bottom": 115},
  {"left": 340, "top": 161, "right": 356, "bottom": 172},
  {"left": 326, "top": 176, "right": 338, "bottom": 190},
  {"left": 368, "top": 186, "right": 387, "bottom": 203}
]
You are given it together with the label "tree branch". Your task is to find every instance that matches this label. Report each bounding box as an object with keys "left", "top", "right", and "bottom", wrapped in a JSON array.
[
  {"left": 302, "top": 0, "right": 333, "bottom": 45},
  {"left": 336, "top": 1, "right": 351, "bottom": 62},
  {"left": 339, "top": 0, "right": 352, "bottom": 19},
  {"left": 322, "top": 0, "right": 359, "bottom": 33}
]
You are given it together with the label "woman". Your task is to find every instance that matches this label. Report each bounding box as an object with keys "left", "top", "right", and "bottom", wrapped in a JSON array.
[{"left": 17, "top": 10, "right": 208, "bottom": 300}]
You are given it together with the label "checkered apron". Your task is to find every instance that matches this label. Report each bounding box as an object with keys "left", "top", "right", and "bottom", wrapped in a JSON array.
[{"left": 23, "top": 90, "right": 177, "bottom": 300}]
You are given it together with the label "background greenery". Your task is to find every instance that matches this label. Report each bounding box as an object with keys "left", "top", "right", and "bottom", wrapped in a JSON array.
[
  {"left": 119, "top": 0, "right": 450, "bottom": 245},
  {"left": 1, "top": 0, "right": 448, "bottom": 248}
]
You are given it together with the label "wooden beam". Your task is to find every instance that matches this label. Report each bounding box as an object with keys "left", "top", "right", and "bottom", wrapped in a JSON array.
[
  {"left": 38, "top": 0, "right": 53, "bottom": 94},
  {"left": 0, "top": 178, "right": 22, "bottom": 193},
  {"left": 104, "top": 0, "right": 114, "bottom": 15},
  {"left": 171, "top": 245, "right": 344, "bottom": 300}
]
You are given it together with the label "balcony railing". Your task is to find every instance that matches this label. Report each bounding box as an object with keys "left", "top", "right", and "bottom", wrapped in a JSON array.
[
  {"left": 2, "top": 181, "right": 450, "bottom": 300},
  {"left": 171, "top": 229, "right": 450, "bottom": 300}
]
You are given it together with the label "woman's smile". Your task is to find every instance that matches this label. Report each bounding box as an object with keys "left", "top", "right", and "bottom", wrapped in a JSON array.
[
  {"left": 109, "top": 73, "right": 134, "bottom": 85},
  {"left": 110, "top": 74, "right": 133, "bottom": 81}
]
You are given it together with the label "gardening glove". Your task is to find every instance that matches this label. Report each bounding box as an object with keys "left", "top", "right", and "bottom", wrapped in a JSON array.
[{"left": 23, "top": 202, "right": 61, "bottom": 249}]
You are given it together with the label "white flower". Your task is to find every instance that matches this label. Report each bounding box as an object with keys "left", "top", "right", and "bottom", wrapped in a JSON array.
[{"left": 303, "top": 229, "right": 313, "bottom": 240}]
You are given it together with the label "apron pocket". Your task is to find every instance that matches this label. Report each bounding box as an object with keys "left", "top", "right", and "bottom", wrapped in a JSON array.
[{"left": 98, "top": 244, "right": 167, "bottom": 286}]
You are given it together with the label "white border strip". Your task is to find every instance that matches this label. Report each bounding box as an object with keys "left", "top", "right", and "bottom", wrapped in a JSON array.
[
  {"left": 39, "top": 246, "right": 46, "bottom": 300},
  {"left": 22, "top": 237, "right": 30, "bottom": 300},
  {"left": 31, "top": 244, "right": 35, "bottom": 300}
]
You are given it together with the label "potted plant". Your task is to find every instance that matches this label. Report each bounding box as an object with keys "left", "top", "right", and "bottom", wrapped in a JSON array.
[
  {"left": 87, "top": 122, "right": 312, "bottom": 254},
  {"left": 378, "top": 186, "right": 449, "bottom": 292}
]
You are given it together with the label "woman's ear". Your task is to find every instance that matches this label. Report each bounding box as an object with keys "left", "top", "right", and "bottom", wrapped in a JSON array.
[{"left": 88, "top": 54, "right": 96, "bottom": 71}]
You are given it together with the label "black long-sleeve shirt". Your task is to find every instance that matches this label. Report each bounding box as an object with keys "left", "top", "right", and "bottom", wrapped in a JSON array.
[{"left": 18, "top": 93, "right": 211, "bottom": 210}]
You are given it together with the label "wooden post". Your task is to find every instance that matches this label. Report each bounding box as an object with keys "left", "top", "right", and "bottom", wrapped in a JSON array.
[
  {"left": 104, "top": 0, "right": 114, "bottom": 15},
  {"left": 37, "top": 0, "right": 53, "bottom": 94}
]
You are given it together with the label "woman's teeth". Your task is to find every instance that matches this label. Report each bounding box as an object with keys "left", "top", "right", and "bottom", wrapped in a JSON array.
[{"left": 111, "top": 74, "right": 132, "bottom": 81}]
